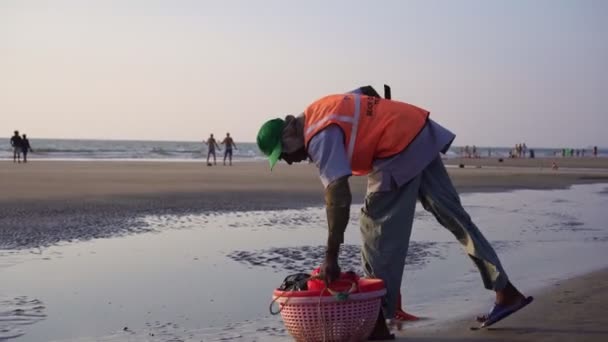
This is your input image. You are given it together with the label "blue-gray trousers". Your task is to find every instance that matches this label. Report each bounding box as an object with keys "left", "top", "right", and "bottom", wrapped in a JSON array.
[{"left": 360, "top": 157, "right": 508, "bottom": 318}]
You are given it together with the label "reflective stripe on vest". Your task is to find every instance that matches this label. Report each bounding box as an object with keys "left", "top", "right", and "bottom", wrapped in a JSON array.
[
  {"left": 305, "top": 114, "right": 354, "bottom": 136},
  {"left": 303, "top": 94, "right": 361, "bottom": 164},
  {"left": 346, "top": 93, "right": 361, "bottom": 162}
]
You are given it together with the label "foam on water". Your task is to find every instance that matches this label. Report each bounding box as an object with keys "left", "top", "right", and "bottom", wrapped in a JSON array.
[
  {"left": 2, "top": 138, "right": 607, "bottom": 161},
  {"left": 0, "top": 184, "right": 607, "bottom": 341}
]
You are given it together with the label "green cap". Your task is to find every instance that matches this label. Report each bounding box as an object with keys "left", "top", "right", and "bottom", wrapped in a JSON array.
[{"left": 256, "top": 118, "right": 285, "bottom": 170}]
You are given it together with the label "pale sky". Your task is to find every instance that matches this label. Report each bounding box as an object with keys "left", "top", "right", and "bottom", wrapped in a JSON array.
[{"left": 1, "top": 0, "right": 606, "bottom": 147}]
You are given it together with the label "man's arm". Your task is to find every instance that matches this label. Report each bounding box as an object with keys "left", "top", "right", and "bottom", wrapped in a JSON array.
[
  {"left": 323, "top": 175, "right": 352, "bottom": 282},
  {"left": 307, "top": 126, "right": 353, "bottom": 283}
]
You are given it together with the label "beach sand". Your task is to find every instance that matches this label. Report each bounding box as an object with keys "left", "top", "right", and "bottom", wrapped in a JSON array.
[
  {"left": 1, "top": 158, "right": 608, "bottom": 341},
  {"left": 2, "top": 158, "right": 608, "bottom": 249},
  {"left": 402, "top": 267, "right": 608, "bottom": 342},
  {"left": 3, "top": 158, "right": 608, "bottom": 202}
]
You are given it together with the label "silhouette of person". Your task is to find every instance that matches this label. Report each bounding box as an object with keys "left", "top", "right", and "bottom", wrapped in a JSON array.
[
  {"left": 10, "top": 130, "right": 22, "bottom": 163},
  {"left": 21, "top": 134, "right": 33, "bottom": 163},
  {"left": 221, "top": 133, "right": 237, "bottom": 166},
  {"left": 204, "top": 133, "right": 221, "bottom": 166}
]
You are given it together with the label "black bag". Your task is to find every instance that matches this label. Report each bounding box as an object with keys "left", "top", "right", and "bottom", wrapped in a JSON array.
[{"left": 278, "top": 273, "right": 310, "bottom": 291}]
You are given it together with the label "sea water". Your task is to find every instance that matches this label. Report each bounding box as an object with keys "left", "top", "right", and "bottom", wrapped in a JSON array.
[{"left": 2, "top": 138, "right": 606, "bottom": 161}]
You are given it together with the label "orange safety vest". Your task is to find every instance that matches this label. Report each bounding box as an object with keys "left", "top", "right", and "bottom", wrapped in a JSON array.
[{"left": 304, "top": 94, "right": 429, "bottom": 176}]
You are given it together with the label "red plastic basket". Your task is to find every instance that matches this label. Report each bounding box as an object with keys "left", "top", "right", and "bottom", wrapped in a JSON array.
[{"left": 272, "top": 278, "right": 386, "bottom": 342}]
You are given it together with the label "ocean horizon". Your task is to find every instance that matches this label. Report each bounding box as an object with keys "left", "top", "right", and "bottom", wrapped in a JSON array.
[{"left": 3, "top": 138, "right": 606, "bottom": 162}]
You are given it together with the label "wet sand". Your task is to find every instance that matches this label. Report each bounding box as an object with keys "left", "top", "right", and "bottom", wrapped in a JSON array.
[
  {"left": 2, "top": 159, "right": 608, "bottom": 250},
  {"left": 227, "top": 242, "right": 442, "bottom": 274},
  {"left": 402, "top": 267, "right": 608, "bottom": 342}
]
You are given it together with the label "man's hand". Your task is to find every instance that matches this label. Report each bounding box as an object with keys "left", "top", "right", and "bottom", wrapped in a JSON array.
[{"left": 320, "top": 257, "right": 341, "bottom": 285}]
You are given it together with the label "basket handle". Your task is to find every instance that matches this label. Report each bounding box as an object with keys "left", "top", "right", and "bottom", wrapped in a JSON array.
[{"left": 269, "top": 291, "right": 289, "bottom": 315}]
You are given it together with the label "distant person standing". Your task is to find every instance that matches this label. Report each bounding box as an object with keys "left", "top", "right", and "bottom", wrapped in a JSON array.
[
  {"left": 21, "top": 134, "right": 33, "bottom": 163},
  {"left": 221, "top": 132, "right": 237, "bottom": 166},
  {"left": 593, "top": 146, "right": 598, "bottom": 157},
  {"left": 10, "top": 130, "right": 22, "bottom": 163},
  {"left": 204, "top": 133, "right": 221, "bottom": 166}
]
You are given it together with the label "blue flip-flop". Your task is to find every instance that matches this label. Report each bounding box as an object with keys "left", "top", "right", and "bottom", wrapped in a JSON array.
[{"left": 478, "top": 296, "right": 534, "bottom": 328}]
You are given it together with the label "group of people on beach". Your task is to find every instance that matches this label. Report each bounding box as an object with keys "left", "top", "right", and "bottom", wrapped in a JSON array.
[
  {"left": 558, "top": 147, "right": 598, "bottom": 158},
  {"left": 9, "top": 130, "right": 33, "bottom": 163},
  {"left": 203, "top": 132, "right": 237, "bottom": 166},
  {"left": 461, "top": 145, "right": 479, "bottom": 158},
  {"left": 510, "top": 143, "right": 528, "bottom": 158},
  {"left": 461, "top": 143, "right": 600, "bottom": 160}
]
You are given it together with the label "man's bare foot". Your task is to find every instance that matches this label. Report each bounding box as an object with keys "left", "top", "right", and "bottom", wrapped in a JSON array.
[{"left": 368, "top": 311, "right": 395, "bottom": 341}]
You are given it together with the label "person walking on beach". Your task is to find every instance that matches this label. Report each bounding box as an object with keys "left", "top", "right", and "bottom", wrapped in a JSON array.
[
  {"left": 10, "top": 130, "right": 22, "bottom": 163},
  {"left": 20, "top": 134, "right": 33, "bottom": 163},
  {"left": 256, "top": 86, "right": 532, "bottom": 340},
  {"left": 594, "top": 146, "right": 598, "bottom": 157},
  {"left": 221, "top": 133, "right": 237, "bottom": 166},
  {"left": 204, "top": 133, "right": 220, "bottom": 166}
]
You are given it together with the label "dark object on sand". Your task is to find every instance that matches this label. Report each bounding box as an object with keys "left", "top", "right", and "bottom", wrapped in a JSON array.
[
  {"left": 278, "top": 273, "right": 310, "bottom": 291},
  {"left": 498, "top": 158, "right": 504, "bottom": 163},
  {"left": 530, "top": 149, "right": 535, "bottom": 158},
  {"left": 459, "top": 164, "right": 464, "bottom": 168}
]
